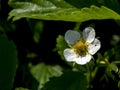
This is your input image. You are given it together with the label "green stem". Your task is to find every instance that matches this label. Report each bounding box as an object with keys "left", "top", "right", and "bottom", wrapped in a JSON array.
[
  {"left": 73, "top": 22, "right": 81, "bottom": 31},
  {"left": 86, "top": 63, "right": 92, "bottom": 89}
]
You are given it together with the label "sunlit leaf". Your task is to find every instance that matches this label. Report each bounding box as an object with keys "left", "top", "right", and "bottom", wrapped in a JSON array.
[
  {"left": 42, "top": 71, "right": 88, "bottom": 90},
  {"left": 8, "top": 0, "right": 120, "bottom": 22},
  {"left": 30, "top": 63, "right": 63, "bottom": 90},
  {"left": 0, "top": 34, "right": 18, "bottom": 90}
]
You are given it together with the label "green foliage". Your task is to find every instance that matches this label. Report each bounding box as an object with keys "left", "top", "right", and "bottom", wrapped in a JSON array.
[
  {"left": 15, "top": 87, "right": 29, "bottom": 90},
  {"left": 0, "top": 35, "right": 18, "bottom": 90},
  {"left": 1, "top": 0, "right": 120, "bottom": 89},
  {"left": 27, "top": 19, "right": 44, "bottom": 43},
  {"left": 30, "top": 63, "right": 63, "bottom": 90},
  {"left": 8, "top": 0, "right": 120, "bottom": 22},
  {"left": 118, "top": 80, "right": 120, "bottom": 88},
  {"left": 104, "top": 48, "right": 115, "bottom": 60},
  {"left": 107, "top": 63, "right": 118, "bottom": 73},
  {"left": 0, "top": 19, "right": 16, "bottom": 32},
  {"left": 42, "top": 71, "right": 88, "bottom": 90},
  {"left": 55, "top": 35, "right": 67, "bottom": 60},
  {"left": 65, "top": 0, "right": 120, "bottom": 13},
  {"left": 97, "top": 47, "right": 120, "bottom": 81},
  {"left": 105, "top": 63, "right": 118, "bottom": 80}
]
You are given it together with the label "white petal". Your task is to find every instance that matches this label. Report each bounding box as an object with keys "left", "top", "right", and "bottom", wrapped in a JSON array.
[
  {"left": 88, "top": 39, "right": 101, "bottom": 55},
  {"left": 65, "top": 30, "right": 80, "bottom": 44},
  {"left": 64, "top": 49, "right": 77, "bottom": 62},
  {"left": 83, "top": 27, "right": 95, "bottom": 43},
  {"left": 75, "top": 54, "right": 92, "bottom": 65}
]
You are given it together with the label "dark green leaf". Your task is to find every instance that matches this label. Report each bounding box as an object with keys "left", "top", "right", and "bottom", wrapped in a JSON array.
[
  {"left": 42, "top": 71, "right": 88, "bottom": 90},
  {"left": 105, "top": 71, "right": 115, "bottom": 80},
  {"left": 118, "top": 80, "right": 120, "bottom": 88},
  {"left": 107, "top": 63, "right": 118, "bottom": 72},
  {"left": 104, "top": 48, "right": 115, "bottom": 60},
  {"left": 65, "top": 0, "right": 120, "bottom": 13},
  {"left": 27, "top": 19, "right": 44, "bottom": 43},
  {"left": 105, "top": 63, "right": 118, "bottom": 80},
  {"left": 0, "top": 19, "right": 16, "bottom": 32},
  {"left": 30, "top": 63, "right": 63, "bottom": 90},
  {"left": 0, "top": 35, "right": 18, "bottom": 90}
]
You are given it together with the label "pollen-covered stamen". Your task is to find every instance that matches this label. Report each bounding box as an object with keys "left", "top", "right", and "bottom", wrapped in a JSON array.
[{"left": 72, "top": 41, "right": 88, "bottom": 56}]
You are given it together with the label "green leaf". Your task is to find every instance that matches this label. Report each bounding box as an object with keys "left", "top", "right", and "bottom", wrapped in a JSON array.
[
  {"left": 30, "top": 63, "right": 63, "bottom": 90},
  {"left": 65, "top": 0, "right": 120, "bottom": 13},
  {"left": 118, "top": 80, "right": 120, "bottom": 88},
  {"left": 27, "top": 19, "right": 44, "bottom": 43},
  {"left": 42, "top": 71, "right": 88, "bottom": 90},
  {"left": 0, "top": 35, "right": 18, "bottom": 90},
  {"left": 0, "top": 19, "right": 16, "bottom": 32},
  {"left": 8, "top": 0, "right": 120, "bottom": 22},
  {"left": 15, "top": 87, "right": 29, "bottom": 90},
  {"left": 107, "top": 63, "right": 118, "bottom": 72},
  {"left": 54, "top": 35, "right": 67, "bottom": 60},
  {"left": 105, "top": 71, "right": 115, "bottom": 80},
  {"left": 104, "top": 48, "right": 115, "bottom": 60},
  {"left": 105, "top": 63, "right": 118, "bottom": 80}
]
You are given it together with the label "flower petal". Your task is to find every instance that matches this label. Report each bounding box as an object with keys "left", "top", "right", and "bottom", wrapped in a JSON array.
[
  {"left": 75, "top": 54, "right": 92, "bottom": 65},
  {"left": 65, "top": 30, "right": 80, "bottom": 44},
  {"left": 88, "top": 39, "right": 101, "bottom": 55},
  {"left": 64, "top": 49, "right": 77, "bottom": 62},
  {"left": 83, "top": 27, "right": 95, "bottom": 43}
]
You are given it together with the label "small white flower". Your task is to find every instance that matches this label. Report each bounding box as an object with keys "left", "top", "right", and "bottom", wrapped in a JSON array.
[{"left": 64, "top": 27, "right": 101, "bottom": 65}]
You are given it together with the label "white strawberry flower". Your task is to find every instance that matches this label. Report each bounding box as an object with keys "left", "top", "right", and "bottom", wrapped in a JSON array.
[{"left": 64, "top": 27, "right": 101, "bottom": 65}]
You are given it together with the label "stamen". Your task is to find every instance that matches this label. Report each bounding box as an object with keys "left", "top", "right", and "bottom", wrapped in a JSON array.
[{"left": 72, "top": 41, "right": 88, "bottom": 56}]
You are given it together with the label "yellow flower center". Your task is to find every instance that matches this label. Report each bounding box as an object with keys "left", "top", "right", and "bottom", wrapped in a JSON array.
[{"left": 72, "top": 41, "right": 88, "bottom": 56}]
